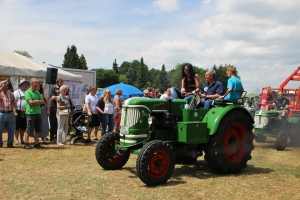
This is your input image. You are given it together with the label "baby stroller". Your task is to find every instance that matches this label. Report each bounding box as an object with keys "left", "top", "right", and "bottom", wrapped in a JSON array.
[{"left": 69, "top": 109, "right": 89, "bottom": 144}]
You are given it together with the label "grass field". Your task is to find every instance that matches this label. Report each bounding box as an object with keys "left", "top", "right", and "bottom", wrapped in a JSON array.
[{"left": 1, "top": 133, "right": 300, "bottom": 200}]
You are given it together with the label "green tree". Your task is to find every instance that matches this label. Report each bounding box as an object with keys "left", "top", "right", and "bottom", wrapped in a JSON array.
[
  {"left": 136, "top": 57, "right": 148, "bottom": 89},
  {"left": 62, "top": 45, "right": 87, "bottom": 69},
  {"left": 94, "top": 68, "right": 119, "bottom": 88},
  {"left": 126, "top": 60, "right": 140, "bottom": 86},
  {"left": 118, "top": 74, "right": 128, "bottom": 84},
  {"left": 169, "top": 63, "right": 183, "bottom": 89},
  {"left": 14, "top": 50, "right": 33, "bottom": 58},
  {"left": 148, "top": 68, "right": 160, "bottom": 89},
  {"left": 157, "top": 64, "right": 170, "bottom": 91},
  {"left": 119, "top": 61, "right": 131, "bottom": 74},
  {"left": 112, "top": 59, "right": 119, "bottom": 73},
  {"left": 79, "top": 54, "right": 88, "bottom": 70}
]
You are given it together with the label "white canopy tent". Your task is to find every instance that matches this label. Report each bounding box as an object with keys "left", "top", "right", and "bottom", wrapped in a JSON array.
[
  {"left": 0, "top": 51, "right": 82, "bottom": 83},
  {"left": 0, "top": 52, "right": 83, "bottom": 105}
]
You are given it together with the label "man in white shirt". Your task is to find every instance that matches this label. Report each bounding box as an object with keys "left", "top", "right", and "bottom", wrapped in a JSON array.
[
  {"left": 13, "top": 79, "right": 29, "bottom": 145},
  {"left": 160, "top": 88, "right": 172, "bottom": 100},
  {"left": 85, "top": 86, "right": 99, "bottom": 142}
]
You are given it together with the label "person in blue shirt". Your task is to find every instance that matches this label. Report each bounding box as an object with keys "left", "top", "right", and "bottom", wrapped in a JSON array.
[
  {"left": 219, "top": 66, "right": 244, "bottom": 102},
  {"left": 199, "top": 69, "right": 224, "bottom": 109}
]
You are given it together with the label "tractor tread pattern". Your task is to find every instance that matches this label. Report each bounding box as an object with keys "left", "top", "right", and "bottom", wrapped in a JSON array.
[
  {"left": 204, "top": 110, "right": 255, "bottom": 173},
  {"left": 136, "top": 140, "right": 175, "bottom": 186},
  {"left": 95, "top": 132, "right": 130, "bottom": 170}
]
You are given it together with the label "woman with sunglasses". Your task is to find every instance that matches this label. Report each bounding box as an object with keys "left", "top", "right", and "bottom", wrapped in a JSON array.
[{"left": 170, "top": 63, "right": 201, "bottom": 106}]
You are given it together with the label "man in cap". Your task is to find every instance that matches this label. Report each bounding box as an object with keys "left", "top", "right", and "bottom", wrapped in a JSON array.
[
  {"left": 0, "top": 79, "right": 18, "bottom": 148},
  {"left": 143, "top": 89, "right": 151, "bottom": 98},
  {"left": 14, "top": 79, "right": 29, "bottom": 145}
]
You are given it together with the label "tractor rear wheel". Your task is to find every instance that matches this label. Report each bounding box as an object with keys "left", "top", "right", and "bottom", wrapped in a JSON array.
[
  {"left": 276, "top": 130, "right": 288, "bottom": 150},
  {"left": 95, "top": 132, "right": 130, "bottom": 170},
  {"left": 204, "top": 110, "right": 254, "bottom": 173},
  {"left": 136, "top": 140, "right": 175, "bottom": 186}
]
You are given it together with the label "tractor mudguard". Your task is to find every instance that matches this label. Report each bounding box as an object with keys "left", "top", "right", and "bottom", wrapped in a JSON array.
[
  {"left": 202, "top": 105, "right": 254, "bottom": 135},
  {"left": 288, "top": 117, "right": 300, "bottom": 124}
]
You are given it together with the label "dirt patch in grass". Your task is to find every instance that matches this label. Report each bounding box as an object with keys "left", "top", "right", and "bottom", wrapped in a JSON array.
[{"left": 1, "top": 134, "right": 300, "bottom": 199}]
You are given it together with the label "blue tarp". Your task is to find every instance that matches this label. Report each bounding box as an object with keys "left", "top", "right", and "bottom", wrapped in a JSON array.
[{"left": 97, "top": 83, "right": 143, "bottom": 99}]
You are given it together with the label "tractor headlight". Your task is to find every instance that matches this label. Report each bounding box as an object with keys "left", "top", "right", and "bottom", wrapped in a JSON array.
[
  {"left": 148, "top": 117, "right": 153, "bottom": 125},
  {"left": 148, "top": 116, "right": 157, "bottom": 128}
]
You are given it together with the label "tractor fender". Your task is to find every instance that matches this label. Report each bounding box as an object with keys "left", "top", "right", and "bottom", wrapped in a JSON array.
[
  {"left": 202, "top": 105, "right": 254, "bottom": 135},
  {"left": 288, "top": 117, "right": 300, "bottom": 124}
]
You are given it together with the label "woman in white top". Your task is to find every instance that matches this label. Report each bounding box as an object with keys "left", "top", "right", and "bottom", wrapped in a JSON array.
[{"left": 96, "top": 90, "right": 115, "bottom": 136}]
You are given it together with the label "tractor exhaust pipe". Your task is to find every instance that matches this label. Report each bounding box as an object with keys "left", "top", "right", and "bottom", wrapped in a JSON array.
[{"left": 168, "top": 99, "right": 172, "bottom": 112}]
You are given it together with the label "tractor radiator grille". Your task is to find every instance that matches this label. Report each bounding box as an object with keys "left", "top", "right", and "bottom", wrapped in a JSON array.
[
  {"left": 120, "top": 108, "right": 140, "bottom": 127},
  {"left": 254, "top": 115, "right": 269, "bottom": 126}
]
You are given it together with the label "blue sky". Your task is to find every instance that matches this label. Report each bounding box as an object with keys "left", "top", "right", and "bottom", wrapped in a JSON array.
[{"left": 1, "top": 0, "right": 300, "bottom": 93}]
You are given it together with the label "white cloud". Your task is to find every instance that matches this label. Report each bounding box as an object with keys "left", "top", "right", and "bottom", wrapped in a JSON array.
[
  {"left": 1, "top": 0, "right": 300, "bottom": 92},
  {"left": 152, "top": 0, "right": 179, "bottom": 12}
]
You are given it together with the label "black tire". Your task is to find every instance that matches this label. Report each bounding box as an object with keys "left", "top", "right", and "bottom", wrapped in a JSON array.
[
  {"left": 276, "top": 130, "right": 288, "bottom": 150},
  {"left": 204, "top": 110, "right": 254, "bottom": 173},
  {"left": 95, "top": 132, "right": 130, "bottom": 170},
  {"left": 136, "top": 141, "right": 175, "bottom": 186},
  {"left": 289, "top": 126, "right": 300, "bottom": 146},
  {"left": 255, "top": 135, "right": 267, "bottom": 143},
  {"left": 176, "top": 155, "right": 197, "bottom": 164}
]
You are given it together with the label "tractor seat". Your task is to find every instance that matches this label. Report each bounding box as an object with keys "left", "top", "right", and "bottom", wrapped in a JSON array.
[
  {"left": 214, "top": 91, "right": 247, "bottom": 106},
  {"left": 214, "top": 99, "right": 243, "bottom": 106}
]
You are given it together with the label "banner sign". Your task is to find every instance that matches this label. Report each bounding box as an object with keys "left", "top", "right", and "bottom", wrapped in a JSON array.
[{"left": 63, "top": 80, "right": 83, "bottom": 107}]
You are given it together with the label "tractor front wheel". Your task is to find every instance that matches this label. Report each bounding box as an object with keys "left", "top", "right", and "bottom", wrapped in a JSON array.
[
  {"left": 136, "top": 140, "right": 175, "bottom": 186},
  {"left": 204, "top": 110, "right": 254, "bottom": 173},
  {"left": 95, "top": 132, "right": 130, "bottom": 170},
  {"left": 276, "top": 130, "right": 288, "bottom": 150}
]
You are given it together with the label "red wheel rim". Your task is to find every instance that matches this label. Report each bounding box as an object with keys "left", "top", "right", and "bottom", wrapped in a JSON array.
[
  {"left": 279, "top": 134, "right": 287, "bottom": 149},
  {"left": 148, "top": 150, "right": 170, "bottom": 178},
  {"left": 104, "top": 140, "right": 124, "bottom": 164},
  {"left": 222, "top": 122, "right": 247, "bottom": 163}
]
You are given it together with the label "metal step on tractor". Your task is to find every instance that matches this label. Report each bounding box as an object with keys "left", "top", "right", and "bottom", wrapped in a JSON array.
[
  {"left": 254, "top": 66, "right": 300, "bottom": 150},
  {"left": 95, "top": 89, "right": 255, "bottom": 186}
]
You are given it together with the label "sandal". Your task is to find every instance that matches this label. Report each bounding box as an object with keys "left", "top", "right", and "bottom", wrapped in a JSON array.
[{"left": 15, "top": 141, "right": 21, "bottom": 145}]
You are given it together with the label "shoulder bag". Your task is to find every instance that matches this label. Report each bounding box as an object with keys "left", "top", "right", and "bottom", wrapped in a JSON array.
[{"left": 58, "top": 109, "right": 69, "bottom": 116}]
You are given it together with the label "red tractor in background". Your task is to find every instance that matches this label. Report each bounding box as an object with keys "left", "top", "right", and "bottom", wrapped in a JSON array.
[{"left": 254, "top": 66, "right": 300, "bottom": 150}]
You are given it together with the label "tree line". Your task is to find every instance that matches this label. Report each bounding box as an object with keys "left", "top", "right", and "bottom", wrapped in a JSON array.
[
  {"left": 15, "top": 45, "right": 239, "bottom": 93},
  {"left": 92, "top": 58, "right": 238, "bottom": 93}
]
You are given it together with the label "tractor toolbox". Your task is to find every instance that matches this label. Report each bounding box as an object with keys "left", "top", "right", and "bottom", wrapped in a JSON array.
[{"left": 177, "top": 121, "right": 208, "bottom": 143}]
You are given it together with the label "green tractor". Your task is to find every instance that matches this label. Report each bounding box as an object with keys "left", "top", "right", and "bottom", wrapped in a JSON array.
[
  {"left": 253, "top": 87, "right": 300, "bottom": 150},
  {"left": 254, "top": 67, "right": 300, "bottom": 150},
  {"left": 253, "top": 109, "right": 299, "bottom": 150},
  {"left": 95, "top": 97, "right": 255, "bottom": 186}
]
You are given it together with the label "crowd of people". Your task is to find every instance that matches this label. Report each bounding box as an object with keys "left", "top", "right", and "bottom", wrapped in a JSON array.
[
  {"left": 0, "top": 77, "right": 126, "bottom": 148},
  {"left": 1, "top": 63, "right": 289, "bottom": 148}
]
